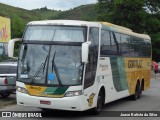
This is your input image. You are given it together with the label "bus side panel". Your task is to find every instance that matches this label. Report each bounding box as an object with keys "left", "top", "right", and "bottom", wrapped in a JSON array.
[
  {"left": 97, "top": 57, "right": 131, "bottom": 103},
  {"left": 96, "top": 57, "right": 117, "bottom": 103},
  {"left": 97, "top": 57, "right": 151, "bottom": 101},
  {"left": 143, "top": 70, "right": 151, "bottom": 91},
  {"left": 110, "top": 57, "right": 129, "bottom": 92},
  {"left": 124, "top": 58, "right": 151, "bottom": 95},
  {"left": 110, "top": 57, "right": 130, "bottom": 99}
]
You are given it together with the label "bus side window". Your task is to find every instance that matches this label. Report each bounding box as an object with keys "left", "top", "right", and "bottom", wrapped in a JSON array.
[
  {"left": 112, "top": 32, "right": 121, "bottom": 55},
  {"left": 100, "top": 30, "right": 111, "bottom": 56},
  {"left": 129, "top": 36, "right": 141, "bottom": 56},
  {"left": 84, "top": 27, "right": 99, "bottom": 89},
  {"left": 142, "top": 39, "right": 151, "bottom": 57},
  {"left": 121, "top": 34, "right": 130, "bottom": 56}
]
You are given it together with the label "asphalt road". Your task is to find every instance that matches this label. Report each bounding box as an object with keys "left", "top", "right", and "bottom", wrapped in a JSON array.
[
  {"left": 1, "top": 75, "right": 160, "bottom": 120},
  {"left": 0, "top": 94, "right": 16, "bottom": 110}
]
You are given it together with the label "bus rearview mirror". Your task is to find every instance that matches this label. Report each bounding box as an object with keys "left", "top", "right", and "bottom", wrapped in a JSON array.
[
  {"left": 82, "top": 41, "right": 91, "bottom": 63},
  {"left": 8, "top": 38, "right": 22, "bottom": 57}
]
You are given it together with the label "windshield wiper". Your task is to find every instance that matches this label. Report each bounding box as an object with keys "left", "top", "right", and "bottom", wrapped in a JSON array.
[
  {"left": 30, "top": 55, "right": 48, "bottom": 84},
  {"left": 52, "top": 51, "right": 62, "bottom": 86},
  {"left": 43, "top": 55, "right": 48, "bottom": 73}
]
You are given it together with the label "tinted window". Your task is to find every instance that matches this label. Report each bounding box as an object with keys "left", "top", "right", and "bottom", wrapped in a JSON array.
[
  {"left": 100, "top": 30, "right": 111, "bottom": 55},
  {"left": 113, "top": 33, "right": 121, "bottom": 55},
  {"left": 100, "top": 30, "right": 120, "bottom": 56},
  {"left": 100, "top": 30, "right": 151, "bottom": 57},
  {"left": 84, "top": 27, "right": 99, "bottom": 89},
  {"left": 121, "top": 34, "right": 130, "bottom": 56},
  {"left": 140, "top": 39, "right": 151, "bottom": 57}
]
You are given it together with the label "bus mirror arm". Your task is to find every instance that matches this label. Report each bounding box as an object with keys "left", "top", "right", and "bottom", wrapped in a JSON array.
[{"left": 82, "top": 41, "right": 91, "bottom": 63}]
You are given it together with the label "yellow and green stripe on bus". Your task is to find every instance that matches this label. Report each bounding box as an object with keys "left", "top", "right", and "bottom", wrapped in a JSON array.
[{"left": 110, "top": 57, "right": 151, "bottom": 95}]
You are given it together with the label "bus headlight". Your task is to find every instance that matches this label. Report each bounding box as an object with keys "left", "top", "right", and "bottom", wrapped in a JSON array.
[
  {"left": 17, "top": 86, "right": 28, "bottom": 94},
  {"left": 64, "top": 90, "right": 83, "bottom": 97}
]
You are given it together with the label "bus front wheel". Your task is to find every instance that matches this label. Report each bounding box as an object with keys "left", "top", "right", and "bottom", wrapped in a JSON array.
[{"left": 92, "top": 90, "right": 104, "bottom": 114}]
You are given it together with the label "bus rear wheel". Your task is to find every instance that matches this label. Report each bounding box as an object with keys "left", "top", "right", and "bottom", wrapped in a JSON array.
[{"left": 131, "top": 83, "right": 141, "bottom": 100}]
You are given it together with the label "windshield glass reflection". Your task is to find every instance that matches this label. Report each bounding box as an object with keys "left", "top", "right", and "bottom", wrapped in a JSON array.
[
  {"left": 18, "top": 44, "right": 83, "bottom": 86},
  {"left": 24, "top": 26, "right": 86, "bottom": 42}
]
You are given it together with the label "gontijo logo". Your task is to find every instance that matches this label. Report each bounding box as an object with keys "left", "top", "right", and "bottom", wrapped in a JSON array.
[{"left": 128, "top": 60, "right": 142, "bottom": 68}]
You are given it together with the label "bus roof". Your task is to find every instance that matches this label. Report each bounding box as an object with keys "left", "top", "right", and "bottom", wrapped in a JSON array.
[
  {"left": 27, "top": 20, "right": 151, "bottom": 40},
  {"left": 27, "top": 20, "right": 100, "bottom": 27}
]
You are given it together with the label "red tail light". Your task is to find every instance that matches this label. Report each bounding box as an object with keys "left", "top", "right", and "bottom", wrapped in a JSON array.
[{"left": 4, "top": 78, "right": 8, "bottom": 85}]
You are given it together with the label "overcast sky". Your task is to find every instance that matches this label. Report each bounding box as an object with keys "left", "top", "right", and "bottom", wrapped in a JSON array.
[{"left": 0, "top": 0, "right": 97, "bottom": 10}]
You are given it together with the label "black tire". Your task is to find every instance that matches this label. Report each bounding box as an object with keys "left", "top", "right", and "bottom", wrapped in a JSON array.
[
  {"left": 0, "top": 92, "right": 10, "bottom": 98},
  {"left": 92, "top": 91, "right": 103, "bottom": 114},
  {"left": 138, "top": 85, "right": 142, "bottom": 98},
  {"left": 40, "top": 108, "right": 51, "bottom": 111},
  {"left": 131, "top": 83, "right": 141, "bottom": 100}
]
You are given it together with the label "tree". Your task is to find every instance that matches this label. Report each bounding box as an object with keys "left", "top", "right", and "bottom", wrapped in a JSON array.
[
  {"left": 97, "top": 0, "right": 112, "bottom": 21},
  {"left": 11, "top": 16, "right": 26, "bottom": 38},
  {"left": 97, "top": 0, "right": 146, "bottom": 33},
  {"left": 144, "top": 0, "right": 160, "bottom": 61},
  {"left": 11, "top": 16, "right": 26, "bottom": 56}
]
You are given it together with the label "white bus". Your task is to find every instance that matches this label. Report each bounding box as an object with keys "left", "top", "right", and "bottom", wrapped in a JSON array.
[{"left": 9, "top": 20, "right": 151, "bottom": 113}]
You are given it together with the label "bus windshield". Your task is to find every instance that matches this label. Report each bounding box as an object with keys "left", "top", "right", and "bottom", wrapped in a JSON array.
[
  {"left": 18, "top": 44, "right": 83, "bottom": 86},
  {"left": 23, "top": 25, "right": 86, "bottom": 42}
]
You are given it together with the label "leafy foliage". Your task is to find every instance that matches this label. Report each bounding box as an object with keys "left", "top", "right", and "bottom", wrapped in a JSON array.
[{"left": 11, "top": 16, "right": 26, "bottom": 38}]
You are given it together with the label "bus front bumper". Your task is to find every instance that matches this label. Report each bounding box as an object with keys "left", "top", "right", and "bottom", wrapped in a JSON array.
[{"left": 17, "top": 91, "right": 90, "bottom": 111}]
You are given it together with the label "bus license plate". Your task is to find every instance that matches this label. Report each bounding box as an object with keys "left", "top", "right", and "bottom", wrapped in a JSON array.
[{"left": 40, "top": 100, "right": 51, "bottom": 105}]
